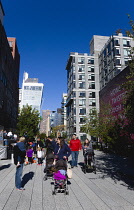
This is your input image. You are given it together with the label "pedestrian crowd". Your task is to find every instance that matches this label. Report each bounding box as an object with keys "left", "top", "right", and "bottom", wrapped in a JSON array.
[{"left": 13, "top": 134, "right": 94, "bottom": 191}]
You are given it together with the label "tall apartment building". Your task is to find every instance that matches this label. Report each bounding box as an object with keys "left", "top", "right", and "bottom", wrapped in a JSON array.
[
  {"left": 19, "top": 72, "right": 44, "bottom": 114},
  {"left": 0, "top": 2, "right": 20, "bottom": 130},
  {"left": 99, "top": 33, "right": 134, "bottom": 90},
  {"left": 65, "top": 36, "right": 109, "bottom": 140},
  {"left": 40, "top": 110, "right": 50, "bottom": 136},
  {"left": 61, "top": 93, "right": 67, "bottom": 127},
  {"left": 50, "top": 110, "right": 62, "bottom": 128}
]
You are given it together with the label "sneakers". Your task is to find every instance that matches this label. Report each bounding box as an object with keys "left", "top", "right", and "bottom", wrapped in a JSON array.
[{"left": 16, "top": 187, "right": 25, "bottom": 191}]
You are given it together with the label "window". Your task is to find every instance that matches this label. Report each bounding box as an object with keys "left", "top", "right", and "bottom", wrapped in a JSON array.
[
  {"left": 79, "top": 108, "right": 86, "bottom": 115},
  {"left": 73, "top": 82, "right": 75, "bottom": 88},
  {"left": 78, "top": 57, "right": 85, "bottom": 64},
  {"left": 73, "top": 74, "right": 75, "bottom": 80},
  {"left": 73, "top": 91, "right": 76, "bottom": 97},
  {"left": 115, "top": 59, "right": 121, "bottom": 65},
  {"left": 115, "top": 48, "right": 120, "bottom": 55},
  {"left": 79, "top": 92, "right": 86, "bottom": 97},
  {"left": 88, "top": 59, "right": 94, "bottom": 64},
  {"left": 79, "top": 82, "right": 85, "bottom": 89},
  {"left": 88, "top": 66, "right": 94, "bottom": 72},
  {"left": 80, "top": 118, "right": 85, "bottom": 124},
  {"left": 123, "top": 39, "right": 130, "bottom": 47},
  {"left": 78, "top": 65, "right": 85, "bottom": 72},
  {"left": 114, "top": 39, "right": 119, "bottom": 46},
  {"left": 89, "top": 99, "right": 96, "bottom": 106},
  {"left": 79, "top": 74, "right": 85, "bottom": 80},
  {"left": 89, "top": 82, "right": 95, "bottom": 89},
  {"left": 88, "top": 74, "right": 95, "bottom": 81},
  {"left": 89, "top": 92, "right": 95, "bottom": 98},
  {"left": 124, "top": 49, "right": 130, "bottom": 57},
  {"left": 79, "top": 99, "right": 86, "bottom": 106}
]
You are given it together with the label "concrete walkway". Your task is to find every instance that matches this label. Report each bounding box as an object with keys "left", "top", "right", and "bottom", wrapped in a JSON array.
[{"left": 0, "top": 150, "right": 134, "bottom": 210}]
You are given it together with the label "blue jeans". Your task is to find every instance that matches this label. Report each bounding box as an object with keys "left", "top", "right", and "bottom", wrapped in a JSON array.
[
  {"left": 15, "top": 163, "right": 23, "bottom": 189},
  {"left": 71, "top": 151, "right": 79, "bottom": 166}
]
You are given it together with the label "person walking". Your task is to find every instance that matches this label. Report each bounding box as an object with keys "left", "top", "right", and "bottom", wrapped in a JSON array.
[
  {"left": 54, "top": 137, "right": 71, "bottom": 161},
  {"left": 69, "top": 134, "right": 82, "bottom": 168},
  {"left": 13, "top": 137, "right": 26, "bottom": 191}
]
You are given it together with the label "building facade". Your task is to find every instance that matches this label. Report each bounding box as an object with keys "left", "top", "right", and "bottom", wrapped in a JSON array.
[
  {"left": 99, "top": 33, "right": 134, "bottom": 90},
  {"left": 40, "top": 110, "right": 51, "bottom": 136},
  {"left": 0, "top": 2, "right": 20, "bottom": 130},
  {"left": 61, "top": 93, "right": 67, "bottom": 127},
  {"left": 65, "top": 36, "right": 109, "bottom": 140},
  {"left": 19, "top": 72, "right": 44, "bottom": 114}
]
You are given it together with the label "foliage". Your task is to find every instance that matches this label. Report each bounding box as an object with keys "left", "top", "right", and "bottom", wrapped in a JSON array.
[
  {"left": 39, "top": 133, "right": 47, "bottom": 140},
  {"left": 122, "top": 15, "right": 134, "bottom": 136},
  {"left": 51, "top": 125, "right": 66, "bottom": 137},
  {"left": 17, "top": 104, "right": 40, "bottom": 137},
  {"left": 82, "top": 104, "right": 116, "bottom": 144}
]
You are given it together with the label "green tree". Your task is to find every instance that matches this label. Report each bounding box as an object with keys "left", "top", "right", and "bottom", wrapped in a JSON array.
[
  {"left": 17, "top": 104, "right": 40, "bottom": 137},
  {"left": 122, "top": 15, "right": 134, "bottom": 137}
]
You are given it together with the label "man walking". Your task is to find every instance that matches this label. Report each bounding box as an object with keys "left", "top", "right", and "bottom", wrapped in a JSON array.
[{"left": 69, "top": 134, "right": 82, "bottom": 168}]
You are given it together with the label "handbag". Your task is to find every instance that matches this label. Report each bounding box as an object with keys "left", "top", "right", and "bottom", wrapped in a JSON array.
[{"left": 67, "top": 168, "right": 72, "bottom": 179}]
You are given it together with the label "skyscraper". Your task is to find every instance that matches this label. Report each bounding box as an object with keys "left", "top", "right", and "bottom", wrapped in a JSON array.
[{"left": 19, "top": 72, "right": 44, "bottom": 114}]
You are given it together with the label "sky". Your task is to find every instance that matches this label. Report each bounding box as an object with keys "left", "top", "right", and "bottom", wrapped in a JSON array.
[{"left": 2, "top": 0, "right": 134, "bottom": 111}]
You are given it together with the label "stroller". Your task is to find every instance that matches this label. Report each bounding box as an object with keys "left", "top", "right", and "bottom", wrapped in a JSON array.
[
  {"left": 52, "top": 159, "right": 69, "bottom": 195},
  {"left": 43, "top": 153, "right": 54, "bottom": 181},
  {"left": 83, "top": 148, "right": 96, "bottom": 174}
]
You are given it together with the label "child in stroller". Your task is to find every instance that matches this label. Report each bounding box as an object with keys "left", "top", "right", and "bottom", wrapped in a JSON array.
[
  {"left": 43, "top": 153, "right": 55, "bottom": 181},
  {"left": 82, "top": 139, "right": 96, "bottom": 174},
  {"left": 52, "top": 159, "right": 69, "bottom": 195}
]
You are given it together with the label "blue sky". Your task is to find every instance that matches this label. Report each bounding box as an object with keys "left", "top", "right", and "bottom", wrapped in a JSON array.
[{"left": 2, "top": 0, "right": 134, "bottom": 111}]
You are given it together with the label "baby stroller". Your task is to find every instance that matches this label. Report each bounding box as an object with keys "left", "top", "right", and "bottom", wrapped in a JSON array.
[
  {"left": 43, "top": 153, "right": 54, "bottom": 181},
  {"left": 52, "top": 159, "right": 69, "bottom": 195},
  {"left": 83, "top": 148, "right": 96, "bottom": 174}
]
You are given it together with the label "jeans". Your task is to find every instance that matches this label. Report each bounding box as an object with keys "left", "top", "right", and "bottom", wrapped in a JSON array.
[
  {"left": 71, "top": 151, "right": 79, "bottom": 166},
  {"left": 15, "top": 163, "right": 23, "bottom": 189}
]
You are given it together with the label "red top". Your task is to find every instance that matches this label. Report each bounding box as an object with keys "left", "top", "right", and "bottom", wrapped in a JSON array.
[{"left": 69, "top": 139, "right": 82, "bottom": 151}]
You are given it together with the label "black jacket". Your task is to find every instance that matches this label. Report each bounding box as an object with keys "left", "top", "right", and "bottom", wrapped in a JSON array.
[{"left": 13, "top": 145, "right": 26, "bottom": 165}]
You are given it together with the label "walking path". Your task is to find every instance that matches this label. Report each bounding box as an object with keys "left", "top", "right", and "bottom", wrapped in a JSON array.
[{"left": 0, "top": 150, "right": 134, "bottom": 210}]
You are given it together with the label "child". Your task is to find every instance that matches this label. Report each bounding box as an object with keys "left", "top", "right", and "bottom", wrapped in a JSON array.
[
  {"left": 37, "top": 147, "right": 42, "bottom": 165},
  {"left": 26, "top": 146, "right": 34, "bottom": 164},
  {"left": 16, "top": 137, "right": 26, "bottom": 167}
]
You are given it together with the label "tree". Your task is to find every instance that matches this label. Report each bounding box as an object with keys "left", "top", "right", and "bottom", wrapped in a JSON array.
[
  {"left": 122, "top": 15, "right": 134, "bottom": 137},
  {"left": 17, "top": 105, "right": 40, "bottom": 137}
]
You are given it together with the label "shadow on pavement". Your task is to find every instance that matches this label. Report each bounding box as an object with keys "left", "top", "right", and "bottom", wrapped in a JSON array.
[
  {"left": 95, "top": 152, "right": 134, "bottom": 190},
  {"left": 22, "top": 171, "right": 34, "bottom": 187},
  {"left": 0, "top": 164, "right": 11, "bottom": 171}
]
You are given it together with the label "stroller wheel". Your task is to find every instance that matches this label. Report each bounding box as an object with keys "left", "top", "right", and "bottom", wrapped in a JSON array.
[
  {"left": 65, "top": 191, "right": 69, "bottom": 195},
  {"left": 43, "top": 176, "right": 47, "bottom": 181},
  {"left": 52, "top": 190, "right": 56, "bottom": 195}
]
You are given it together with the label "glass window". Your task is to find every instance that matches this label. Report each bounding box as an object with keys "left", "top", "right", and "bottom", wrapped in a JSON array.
[
  {"left": 89, "top": 99, "right": 96, "bottom": 106},
  {"left": 79, "top": 99, "right": 86, "bottom": 106},
  {"left": 88, "top": 66, "right": 94, "bottom": 72},
  {"left": 124, "top": 49, "right": 130, "bottom": 57},
  {"left": 88, "top": 74, "right": 95, "bottom": 81},
  {"left": 78, "top": 65, "right": 85, "bottom": 72},
  {"left": 79, "top": 92, "right": 86, "bottom": 97},
  {"left": 78, "top": 74, "right": 85, "bottom": 80},
  {"left": 79, "top": 108, "right": 86, "bottom": 115},
  {"left": 89, "top": 82, "right": 95, "bottom": 89},
  {"left": 88, "top": 59, "right": 94, "bottom": 64},
  {"left": 116, "top": 59, "right": 121, "bottom": 65},
  {"left": 123, "top": 39, "right": 130, "bottom": 47},
  {"left": 89, "top": 92, "right": 95, "bottom": 98},
  {"left": 79, "top": 82, "right": 85, "bottom": 89},
  {"left": 114, "top": 39, "right": 119, "bottom": 46},
  {"left": 80, "top": 118, "right": 85, "bottom": 124},
  {"left": 78, "top": 57, "right": 85, "bottom": 64}
]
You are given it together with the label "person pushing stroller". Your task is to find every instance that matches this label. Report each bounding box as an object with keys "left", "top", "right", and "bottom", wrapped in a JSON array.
[{"left": 82, "top": 139, "right": 94, "bottom": 167}]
